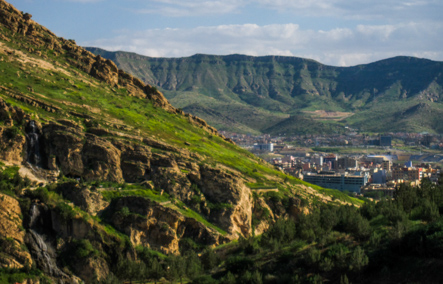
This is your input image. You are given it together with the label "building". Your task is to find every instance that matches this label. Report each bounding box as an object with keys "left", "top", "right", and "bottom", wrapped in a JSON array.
[
  {"left": 392, "top": 167, "right": 423, "bottom": 182},
  {"left": 253, "top": 143, "right": 274, "bottom": 152},
  {"left": 381, "top": 160, "right": 391, "bottom": 172},
  {"left": 311, "top": 156, "right": 324, "bottom": 167},
  {"left": 324, "top": 154, "right": 337, "bottom": 169},
  {"left": 372, "top": 170, "right": 387, "bottom": 184},
  {"left": 361, "top": 184, "right": 395, "bottom": 198},
  {"left": 336, "top": 157, "right": 358, "bottom": 170},
  {"left": 303, "top": 172, "right": 369, "bottom": 193},
  {"left": 380, "top": 136, "right": 392, "bottom": 147},
  {"left": 367, "top": 136, "right": 392, "bottom": 147}
]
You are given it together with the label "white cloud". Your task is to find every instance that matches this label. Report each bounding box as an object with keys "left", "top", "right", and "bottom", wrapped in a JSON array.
[
  {"left": 134, "top": 0, "right": 245, "bottom": 16},
  {"left": 63, "top": 0, "right": 104, "bottom": 2},
  {"left": 131, "top": 0, "right": 442, "bottom": 23},
  {"left": 83, "top": 21, "right": 443, "bottom": 66}
]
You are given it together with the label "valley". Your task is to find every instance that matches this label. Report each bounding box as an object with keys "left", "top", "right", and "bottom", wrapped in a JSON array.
[{"left": 1, "top": 1, "right": 443, "bottom": 283}]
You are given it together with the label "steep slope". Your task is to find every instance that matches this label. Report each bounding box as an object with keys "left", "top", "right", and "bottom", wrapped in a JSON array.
[
  {"left": 87, "top": 48, "right": 443, "bottom": 134},
  {"left": 0, "top": 1, "right": 362, "bottom": 283}
]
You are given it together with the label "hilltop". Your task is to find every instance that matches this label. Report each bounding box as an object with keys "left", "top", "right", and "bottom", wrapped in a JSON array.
[
  {"left": 87, "top": 48, "right": 443, "bottom": 134},
  {"left": 0, "top": 0, "right": 364, "bottom": 283}
]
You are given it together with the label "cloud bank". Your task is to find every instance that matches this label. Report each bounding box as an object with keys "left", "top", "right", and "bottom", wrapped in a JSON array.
[{"left": 84, "top": 21, "right": 443, "bottom": 66}]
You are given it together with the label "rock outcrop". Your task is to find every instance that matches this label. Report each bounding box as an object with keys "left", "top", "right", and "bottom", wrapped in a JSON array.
[
  {"left": 111, "top": 196, "right": 227, "bottom": 254},
  {"left": 0, "top": 98, "right": 27, "bottom": 164},
  {"left": 193, "top": 165, "right": 253, "bottom": 237},
  {"left": 56, "top": 182, "right": 109, "bottom": 215},
  {"left": 0, "top": 193, "right": 33, "bottom": 269}
]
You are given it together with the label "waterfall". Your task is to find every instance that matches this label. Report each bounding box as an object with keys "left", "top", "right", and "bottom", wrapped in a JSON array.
[
  {"left": 26, "top": 204, "right": 70, "bottom": 280},
  {"left": 26, "top": 120, "right": 42, "bottom": 166}
]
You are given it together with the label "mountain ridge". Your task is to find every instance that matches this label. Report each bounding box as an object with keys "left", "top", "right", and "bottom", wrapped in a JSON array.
[
  {"left": 0, "top": 1, "right": 366, "bottom": 282},
  {"left": 87, "top": 47, "right": 443, "bottom": 134}
]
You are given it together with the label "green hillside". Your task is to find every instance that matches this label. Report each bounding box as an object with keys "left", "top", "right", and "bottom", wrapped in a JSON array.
[
  {"left": 0, "top": 1, "right": 366, "bottom": 283},
  {"left": 87, "top": 48, "right": 443, "bottom": 134},
  {"left": 3, "top": 1, "right": 443, "bottom": 283}
]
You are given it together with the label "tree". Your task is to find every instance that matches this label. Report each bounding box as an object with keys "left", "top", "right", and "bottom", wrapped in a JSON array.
[
  {"left": 349, "top": 246, "right": 368, "bottom": 272},
  {"left": 201, "top": 248, "right": 219, "bottom": 271},
  {"left": 340, "top": 274, "right": 350, "bottom": 284},
  {"left": 221, "top": 272, "right": 236, "bottom": 284},
  {"left": 150, "top": 258, "right": 163, "bottom": 284},
  {"left": 185, "top": 251, "right": 202, "bottom": 280}
]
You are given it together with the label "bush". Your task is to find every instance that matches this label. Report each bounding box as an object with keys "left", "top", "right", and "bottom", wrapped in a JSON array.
[
  {"left": 26, "top": 187, "right": 49, "bottom": 203},
  {"left": 4, "top": 126, "right": 20, "bottom": 140},
  {"left": 191, "top": 275, "right": 217, "bottom": 284},
  {"left": 74, "top": 239, "right": 99, "bottom": 259},
  {"left": 225, "top": 256, "right": 254, "bottom": 274},
  {"left": 54, "top": 202, "right": 76, "bottom": 223}
]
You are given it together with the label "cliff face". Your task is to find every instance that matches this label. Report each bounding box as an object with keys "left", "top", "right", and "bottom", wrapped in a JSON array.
[
  {"left": 0, "top": 0, "right": 316, "bottom": 282},
  {"left": 0, "top": 95, "right": 254, "bottom": 241},
  {"left": 111, "top": 196, "right": 229, "bottom": 254},
  {"left": 0, "top": 193, "right": 33, "bottom": 269}
]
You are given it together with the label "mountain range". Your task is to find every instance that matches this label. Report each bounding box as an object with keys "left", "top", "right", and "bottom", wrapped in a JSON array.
[
  {"left": 0, "top": 0, "right": 365, "bottom": 282},
  {"left": 87, "top": 48, "right": 443, "bottom": 135},
  {"left": 3, "top": 1, "right": 443, "bottom": 283}
]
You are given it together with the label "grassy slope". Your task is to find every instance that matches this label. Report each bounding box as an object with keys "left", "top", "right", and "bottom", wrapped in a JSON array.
[{"left": 0, "top": 20, "right": 362, "bottom": 209}]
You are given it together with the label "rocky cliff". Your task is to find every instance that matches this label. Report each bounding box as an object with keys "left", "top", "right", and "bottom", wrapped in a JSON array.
[{"left": 0, "top": 0, "right": 351, "bottom": 282}]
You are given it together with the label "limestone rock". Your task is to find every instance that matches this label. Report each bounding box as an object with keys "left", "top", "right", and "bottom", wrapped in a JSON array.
[
  {"left": 90, "top": 55, "right": 119, "bottom": 86},
  {"left": 113, "top": 140, "right": 152, "bottom": 182},
  {"left": 0, "top": 193, "right": 33, "bottom": 269},
  {"left": 150, "top": 161, "right": 192, "bottom": 201},
  {"left": 112, "top": 197, "right": 226, "bottom": 254},
  {"left": 71, "top": 257, "right": 109, "bottom": 283},
  {"left": 56, "top": 182, "right": 109, "bottom": 215},
  {"left": 252, "top": 197, "right": 275, "bottom": 236},
  {"left": 144, "top": 84, "right": 174, "bottom": 111},
  {"left": 194, "top": 165, "right": 253, "bottom": 238},
  {"left": 81, "top": 134, "right": 123, "bottom": 182},
  {"left": 43, "top": 123, "right": 85, "bottom": 177}
]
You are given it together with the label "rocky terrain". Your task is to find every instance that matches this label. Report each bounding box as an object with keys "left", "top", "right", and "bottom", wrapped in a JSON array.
[{"left": 0, "top": 1, "right": 364, "bottom": 283}]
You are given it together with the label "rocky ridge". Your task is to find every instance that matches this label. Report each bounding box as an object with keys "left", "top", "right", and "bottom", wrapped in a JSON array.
[
  {"left": 0, "top": 1, "right": 336, "bottom": 282},
  {"left": 0, "top": 0, "right": 226, "bottom": 140}
]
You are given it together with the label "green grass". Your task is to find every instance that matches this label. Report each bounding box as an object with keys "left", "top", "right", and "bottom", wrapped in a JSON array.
[
  {"left": 101, "top": 188, "right": 170, "bottom": 203},
  {"left": 168, "top": 199, "right": 228, "bottom": 236}
]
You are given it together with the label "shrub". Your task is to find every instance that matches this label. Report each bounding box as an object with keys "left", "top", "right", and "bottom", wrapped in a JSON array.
[{"left": 54, "top": 202, "right": 76, "bottom": 223}]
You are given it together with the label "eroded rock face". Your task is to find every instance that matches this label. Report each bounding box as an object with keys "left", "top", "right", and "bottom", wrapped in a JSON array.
[
  {"left": 252, "top": 197, "right": 275, "bottom": 236},
  {"left": 0, "top": 193, "right": 33, "bottom": 269},
  {"left": 112, "top": 196, "right": 226, "bottom": 254},
  {"left": 71, "top": 257, "right": 109, "bottom": 283},
  {"left": 0, "top": 98, "right": 27, "bottom": 164},
  {"left": 90, "top": 55, "right": 119, "bottom": 86},
  {"left": 43, "top": 123, "right": 85, "bottom": 176},
  {"left": 56, "top": 182, "right": 109, "bottom": 216},
  {"left": 82, "top": 134, "right": 123, "bottom": 182},
  {"left": 42, "top": 123, "right": 123, "bottom": 182},
  {"left": 113, "top": 140, "right": 152, "bottom": 182},
  {"left": 194, "top": 165, "right": 253, "bottom": 238},
  {"left": 150, "top": 153, "right": 193, "bottom": 200}
]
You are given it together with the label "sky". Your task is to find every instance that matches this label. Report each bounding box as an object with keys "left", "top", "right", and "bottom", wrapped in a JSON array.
[{"left": 8, "top": 0, "right": 443, "bottom": 66}]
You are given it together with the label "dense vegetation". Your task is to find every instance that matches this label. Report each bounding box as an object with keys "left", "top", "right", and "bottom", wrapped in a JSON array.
[
  {"left": 56, "top": 176, "right": 443, "bottom": 283},
  {"left": 3, "top": 164, "right": 439, "bottom": 284}
]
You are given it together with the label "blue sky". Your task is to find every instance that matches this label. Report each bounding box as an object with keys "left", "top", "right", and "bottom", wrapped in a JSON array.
[{"left": 9, "top": 0, "right": 443, "bottom": 66}]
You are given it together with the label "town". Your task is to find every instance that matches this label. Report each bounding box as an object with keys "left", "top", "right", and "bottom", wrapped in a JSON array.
[{"left": 221, "top": 131, "right": 443, "bottom": 198}]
